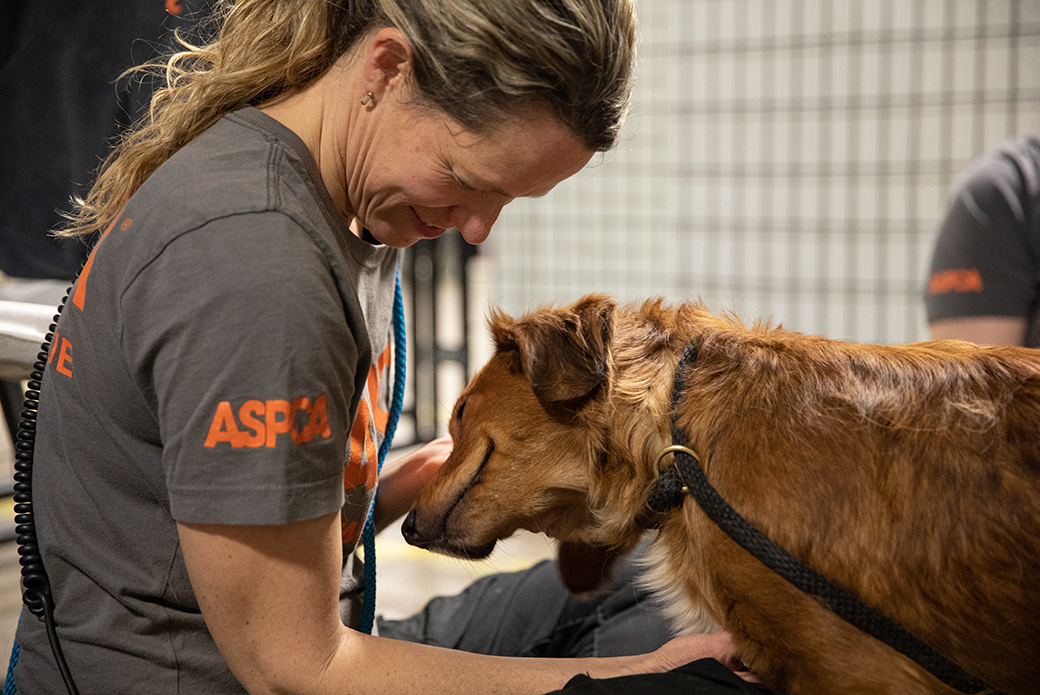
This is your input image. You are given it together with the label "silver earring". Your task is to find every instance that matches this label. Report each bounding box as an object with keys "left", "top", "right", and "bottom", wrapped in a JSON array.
[{"left": 360, "top": 92, "right": 374, "bottom": 106}]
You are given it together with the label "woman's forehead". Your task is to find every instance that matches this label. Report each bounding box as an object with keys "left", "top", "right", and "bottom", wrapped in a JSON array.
[{"left": 445, "top": 110, "right": 593, "bottom": 198}]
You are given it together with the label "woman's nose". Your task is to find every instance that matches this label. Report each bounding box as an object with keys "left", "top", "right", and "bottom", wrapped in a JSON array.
[{"left": 452, "top": 198, "right": 508, "bottom": 245}]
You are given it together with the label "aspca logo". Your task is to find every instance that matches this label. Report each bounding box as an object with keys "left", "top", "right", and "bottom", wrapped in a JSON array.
[
  {"left": 927, "top": 268, "right": 983, "bottom": 295},
  {"left": 204, "top": 396, "right": 331, "bottom": 448}
]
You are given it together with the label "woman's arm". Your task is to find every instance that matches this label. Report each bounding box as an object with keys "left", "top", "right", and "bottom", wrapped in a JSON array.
[{"left": 178, "top": 513, "right": 747, "bottom": 695}]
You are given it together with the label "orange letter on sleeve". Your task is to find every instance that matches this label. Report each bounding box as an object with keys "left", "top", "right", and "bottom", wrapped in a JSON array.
[
  {"left": 72, "top": 219, "right": 115, "bottom": 311},
  {"left": 264, "top": 400, "right": 292, "bottom": 448},
  {"left": 205, "top": 402, "right": 242, "bottom": 447},
  {"left": 237, "top": 400, "right": 266, "bottom": 448},
  {"left": 289, "top": 397, "right": 313, "bottom": 444},
  {"left": 304, "top": 395, "right": 332, "bottom": 442},
  {"left": 55, "top": 337, "right": 73, "bottom": 378}
]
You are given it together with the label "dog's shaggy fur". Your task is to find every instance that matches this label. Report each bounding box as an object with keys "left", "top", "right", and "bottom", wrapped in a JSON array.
[{"left": 403, "top": 294, "right": 1040, "bottom": 695}]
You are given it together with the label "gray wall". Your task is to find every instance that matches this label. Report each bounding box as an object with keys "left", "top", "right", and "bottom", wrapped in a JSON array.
[{"left": 483, "top": 0, "right": 1040, "bottom": 344}]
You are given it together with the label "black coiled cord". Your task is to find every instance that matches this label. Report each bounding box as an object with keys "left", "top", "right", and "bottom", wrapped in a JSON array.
[{"left": 11, "top": 289, "right": 80, "bottom": 695}]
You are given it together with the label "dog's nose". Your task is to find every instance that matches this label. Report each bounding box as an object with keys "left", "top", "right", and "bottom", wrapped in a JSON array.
[{"left": 401, "top": 509, "right": 427, "bottom": 548}]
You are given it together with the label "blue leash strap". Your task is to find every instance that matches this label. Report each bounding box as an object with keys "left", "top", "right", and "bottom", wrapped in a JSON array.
[
  {"left": 4, "top": 638, "right": 19, "bottom": 695},
  {"left": 359, "top": 272, "right": 407, "bottom": 634}
]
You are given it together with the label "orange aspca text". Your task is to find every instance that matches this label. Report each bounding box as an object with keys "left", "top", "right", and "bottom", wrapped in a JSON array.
[
  {"left": 340, "top": 345, "right": 392, "bottom": 545},
  {"left": 204, "top": 396, "right": 332, "bottom": 448},
  {"left": 928, "top": 268, "right": 984, "bottom": 295},
  {"left": 343, "top": 345, "right": 392, "bottom": 494},
  {"left": 47, "top": 331, "right": 73, "bottom": 379},
  {"left": 341, "top": 520, "right": 360, "bottom": 546},
  {"left": 345, "top": 400, "right": 378, "bottom": 492},
  {"left": 72, "top": 218, "right": 116, "bottom": 311}
]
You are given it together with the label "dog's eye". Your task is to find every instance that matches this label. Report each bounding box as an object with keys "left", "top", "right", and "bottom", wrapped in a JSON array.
[
  {"left": 474, "top": 440, "right": 495, "bottom": 483},
  {"left": 456, "top": 399, "right": 466, "bottom": 422}
]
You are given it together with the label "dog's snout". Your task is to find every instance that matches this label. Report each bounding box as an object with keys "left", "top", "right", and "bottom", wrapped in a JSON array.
[
  {"left": 401, "top": 508, "right": 428, "bottom": 548},
  {"left": 400, "top": 506, "right": 496, "bottom": 559}
]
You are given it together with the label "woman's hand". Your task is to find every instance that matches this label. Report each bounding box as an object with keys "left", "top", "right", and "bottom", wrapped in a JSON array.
[
  {"left": 638, "top": 632, "right": 759, "bottom": 682},
  {"left": 372, "top": 437, "right": 453, "bottom": 532}
]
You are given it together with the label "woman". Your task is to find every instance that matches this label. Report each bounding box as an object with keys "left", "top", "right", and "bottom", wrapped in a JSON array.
[{"left": 13, "top": 1, "right": 746, "bottom": 692}]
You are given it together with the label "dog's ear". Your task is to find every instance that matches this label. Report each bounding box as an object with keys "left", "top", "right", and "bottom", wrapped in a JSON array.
[
  {"left": 556, "top": 540, "right": 623, "bottom": 594},
  {"left": 492, "top": 294, "right": 616, "bottom": 424},
  {"left": 489, "top": 307, "right": 525, "bottom": 374}
]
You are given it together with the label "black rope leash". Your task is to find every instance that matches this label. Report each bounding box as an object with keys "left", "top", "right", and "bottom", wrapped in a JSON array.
[{"left": 647, "top": 340, "right": 1000, "bottom": 695}]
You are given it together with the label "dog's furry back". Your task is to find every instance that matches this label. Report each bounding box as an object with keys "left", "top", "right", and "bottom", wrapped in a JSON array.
[{"left": 599, "top": 298, "right": 1040, "bottom": 694}]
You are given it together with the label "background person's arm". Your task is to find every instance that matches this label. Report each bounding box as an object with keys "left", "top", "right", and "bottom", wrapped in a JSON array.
[
  {"left": 928, "top": 315, "right": 1028, "bottom": 346},
  {"left": 924, "top": 138, "right": 1040, "bottom": 348}
]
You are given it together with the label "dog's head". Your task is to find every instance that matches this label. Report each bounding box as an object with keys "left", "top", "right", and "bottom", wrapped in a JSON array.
[{"left": 402, "top": 294, "right": 643, "bottom": 592}]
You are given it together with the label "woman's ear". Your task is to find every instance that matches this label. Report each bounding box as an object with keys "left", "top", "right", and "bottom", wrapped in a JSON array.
[{"left": 363, "top": 27, "right": 414, "bottom": 100}]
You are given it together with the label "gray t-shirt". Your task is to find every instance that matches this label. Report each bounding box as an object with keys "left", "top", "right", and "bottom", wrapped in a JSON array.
[
  {"left": 925, "top": 135, "right": 1040, "bottom": 346},
  {"left": 15, "top": 107, "right": 399, "bottom": 693}
]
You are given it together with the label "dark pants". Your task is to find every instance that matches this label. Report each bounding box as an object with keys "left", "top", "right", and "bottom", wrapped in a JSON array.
[
  {"left": 377, "top": 547, "right": 783, "bottom": 695},
  {"left": 377, "top": 549, "right": 672, "bottom": 658}
]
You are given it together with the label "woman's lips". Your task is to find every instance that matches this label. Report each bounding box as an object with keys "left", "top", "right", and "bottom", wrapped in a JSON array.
[{"left": 413, "top": 208, "right": 446, "bottom": 238}]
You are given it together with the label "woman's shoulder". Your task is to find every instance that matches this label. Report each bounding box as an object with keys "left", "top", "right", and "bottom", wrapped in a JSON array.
[
  {"left": 146, "top": 107, "right": 315, "bottom": 221},
  {"left": 112, "top": 107, "right": 347, "bottom": 261}
]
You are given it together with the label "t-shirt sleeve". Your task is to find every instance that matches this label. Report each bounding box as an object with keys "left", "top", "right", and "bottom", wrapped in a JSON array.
[
  {"left": 120, "top": 212, "right": 359, "bottom": 524},
  {"left": 925, "top": 152, "right": 1040, "bottom": 322}
]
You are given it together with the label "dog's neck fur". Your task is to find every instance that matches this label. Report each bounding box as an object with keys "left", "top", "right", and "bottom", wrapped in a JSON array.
[
  {"left": 573, "top": 299, "right": 737, "bottom": 632},
  {"left": 580, "top": 300, "right": 722, "bottom": 544}
]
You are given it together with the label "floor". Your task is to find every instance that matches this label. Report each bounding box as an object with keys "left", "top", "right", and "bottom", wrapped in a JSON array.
[{"left": 0, "top": 425, "right": 554, "bottom": 670}]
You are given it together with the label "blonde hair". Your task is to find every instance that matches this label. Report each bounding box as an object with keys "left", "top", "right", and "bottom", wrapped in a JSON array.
[{"left": 62, "top": 0, "right": 636, "bottom": 238}]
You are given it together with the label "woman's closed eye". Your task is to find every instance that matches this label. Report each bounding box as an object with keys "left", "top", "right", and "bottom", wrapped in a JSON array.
[{"left": 451, "top": 171, "right": 478, "bottom": 192}]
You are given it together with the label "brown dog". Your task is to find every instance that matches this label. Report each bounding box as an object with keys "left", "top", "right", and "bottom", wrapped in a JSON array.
[{"left": 402, "top": 294, "right": 1040, "bottom": 695}]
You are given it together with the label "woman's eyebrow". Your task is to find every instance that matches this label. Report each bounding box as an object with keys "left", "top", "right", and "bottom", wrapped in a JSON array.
[{"left": 459, "top": 170, "right": 512, "bottom": 198}]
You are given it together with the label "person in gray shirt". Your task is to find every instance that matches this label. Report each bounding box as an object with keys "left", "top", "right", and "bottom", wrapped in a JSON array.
[
  {"left": 925, "top": 135, "right": 1040, "bottom": 346},
  {"left": 12, "top": 1, "right": 750, "bottom": 694}
]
